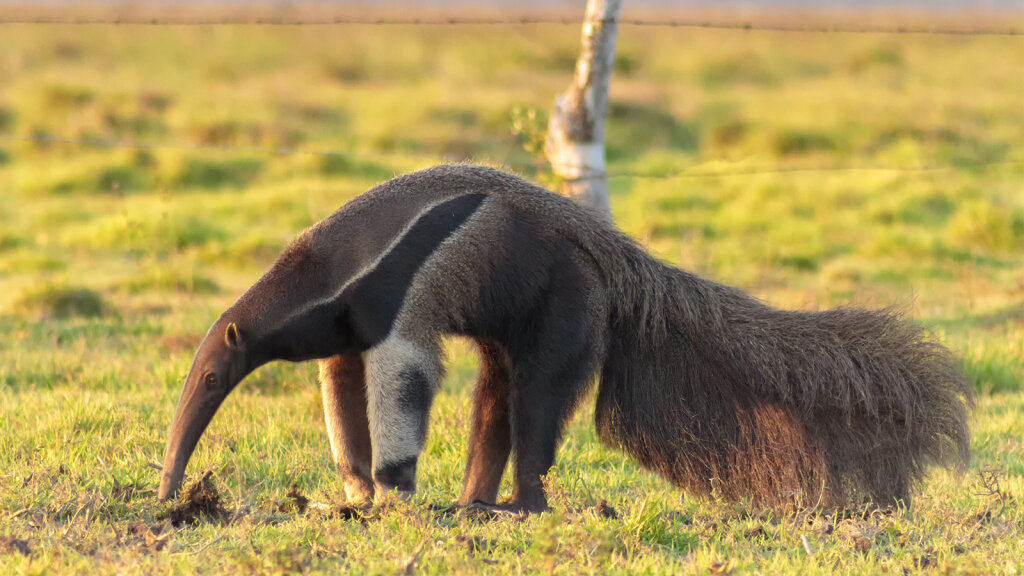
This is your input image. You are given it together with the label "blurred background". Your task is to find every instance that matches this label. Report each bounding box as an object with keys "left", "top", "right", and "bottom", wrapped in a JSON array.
[
  {"left": 0, "top": 1, "right": 1021, "bottom": 390},
  {"left": 1, "top": 1, "right": 1020, "bottom": 347}
]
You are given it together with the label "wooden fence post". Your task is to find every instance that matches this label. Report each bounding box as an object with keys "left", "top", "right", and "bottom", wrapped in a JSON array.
[{"left": 545, "top": 0, "right": 622, "bottom": 221}]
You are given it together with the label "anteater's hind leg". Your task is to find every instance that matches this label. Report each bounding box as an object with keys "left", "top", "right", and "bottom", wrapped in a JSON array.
[
  {"left": 504, "top": 278, "right": 601, "bottom": 513},
  {"left": 319, "top": 352, "right": 374, "bottom": 504},
  {"left": 458, "top": 340, "right": 513, "bottom": 506},
  {"left": 506, "top": 348, "right": 595, "bottom": 513}
]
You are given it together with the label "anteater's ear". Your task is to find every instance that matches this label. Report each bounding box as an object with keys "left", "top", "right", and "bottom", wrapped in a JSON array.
[{"left": 225, "top": 322, "right": 244, "bottom": 350}]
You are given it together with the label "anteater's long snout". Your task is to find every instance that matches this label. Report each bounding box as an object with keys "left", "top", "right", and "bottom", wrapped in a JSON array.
[{"left": 157, "top": 381, "right": 227, "bottom": 500}]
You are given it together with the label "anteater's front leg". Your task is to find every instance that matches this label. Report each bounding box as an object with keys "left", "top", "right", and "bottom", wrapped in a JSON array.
[
  {"left": 363, "top": 335, "right": 442, "bottom": 501},
  {"left": 319, "top": 352, "right": 374, "bottom": 504}
]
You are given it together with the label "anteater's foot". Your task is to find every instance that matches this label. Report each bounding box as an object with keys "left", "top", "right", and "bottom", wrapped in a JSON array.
[
  {"left": 465, "top": 499, "right": 550, "bottom": 518},
  {"left": 465, "top": 500, "right": 525, "bottom": 519}
]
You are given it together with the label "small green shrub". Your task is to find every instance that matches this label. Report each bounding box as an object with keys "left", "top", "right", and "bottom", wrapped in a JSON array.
[
  {"left": 10, "top": 283, "right": 107, "bottom": 319},
  {"left": 137, "top": 90, "right": 174, "bottom": 114},
  {"left": 170, "top": 156, "right": 265, "bottom": 189},
  {"left": 95, "top": 164, "right": 148, "bottom": 193},
  {"left": 13, "top": 154, "right": 155, "bottom": 195},
  {"left": 703, "top": 119, "right": 749, "bottom": 150},
  {"left": 771, "top": 129, "right": 837, "bottom": 156},
  {"left": 167, "top": 217, "right": 228, "bottom": 251},
  {"left": 699, "top": 55, "right": 776, "bottom": 89},
  {"left": 186, "top": 120, "right": 303, "bottom": 149},
  {"left": 847, "top": 44, "right": 904, "bottom": 73},
  {"left": 945, "top": 200, "right": 1024, "bottom": 253},
  {"left": 315, "top": 155, "right": 393, "bottom": 180},
  {"left": 99, "top": 109, "right": 168, "bottom": 141},
  {"left": 607, "top": 102, "right": 699, "bottom": 159},
  {"left": 322, "top": 60, "right": 369, "bottom": 84},
  {"left": 963, "top": 340, "right": 1023, "bottom": 394},
  {"left": 121, "top": 266, "right": 219, "bottom": 294},
  {"left": 0, "top": 233, "right": 23, "bottom": 251},
  {"left": 40, "top": 84, "right": 95, "bottom": 111},
  {"left": 0, "top": 250, "right": 66, "bottom": 275},
  {"left": 779, "top": 254, "right": 820, "bottom": 272},
  {"left": 614, "top": 50, "right": 639, "bottom": 77},
  {"left": 0, "top": 107, "right": 15, "bottom": 131},
  {"left": 61, "top": 212, "right": 226, "bottom": 254}
]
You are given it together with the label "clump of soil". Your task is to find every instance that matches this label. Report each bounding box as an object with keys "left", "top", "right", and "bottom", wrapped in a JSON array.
[
  {"left": 160, "top": 472, "right": 229, "bottom": 527},
  {"left": 457, "top": 534, "right": 499, "bottom": 555},
  {"left": 743, "top": 523, "right": 765, "bottom": 539},
  {"left": 428, "top": 503, "right": 460, "bottom": 518},
  {"left": 278, "top": 483, "right": 309, "bottom": 514},
  {"left": 0, "top": 536, "right": 31, "bottom": 556},
  {"left": 331, "top": 504, "right": 367, "bottom": 522},
  {"left": 595, "top": 499, "right": 619, "bottom": 519},
  {"left": 123, "top": 521, "right": 170, "bottom": 551}
]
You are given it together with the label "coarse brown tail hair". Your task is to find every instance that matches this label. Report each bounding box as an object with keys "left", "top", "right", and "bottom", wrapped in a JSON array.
[{"left": 580, "top": 227, "right": 973, "bottom": 509}]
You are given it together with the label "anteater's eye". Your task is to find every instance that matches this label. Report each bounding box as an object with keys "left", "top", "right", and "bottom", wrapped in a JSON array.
[{"left": 203, "top": 373, "right": 218, "bottom": 390}]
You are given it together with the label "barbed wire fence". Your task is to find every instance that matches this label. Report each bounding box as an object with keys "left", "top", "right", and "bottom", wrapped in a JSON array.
[
  {"left": 1, "top": 15, "right": 1021, "bottom": 185},
  {"left": 0, "top": 16, "right": 1020, "bottom": 35},
  {"left": 0, "top": 133, "right": 1019, "bottom": 184}
]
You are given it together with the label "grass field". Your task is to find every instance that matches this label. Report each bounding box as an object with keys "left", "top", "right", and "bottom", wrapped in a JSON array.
[{"left": 1, "top": 11, "right": 1023, "bottom": 574}]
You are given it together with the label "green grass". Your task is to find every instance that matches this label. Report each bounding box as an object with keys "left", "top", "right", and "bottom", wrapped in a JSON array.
[{"left": 1, "top": 12, "right": 1023, "bottom": 575}]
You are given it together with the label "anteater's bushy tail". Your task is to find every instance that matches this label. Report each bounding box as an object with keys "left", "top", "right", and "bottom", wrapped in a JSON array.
[{"left": 591, "top": 238, "right": 973, "bottom": 509}]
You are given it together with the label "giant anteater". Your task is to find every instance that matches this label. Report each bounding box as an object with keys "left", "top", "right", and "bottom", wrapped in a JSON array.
[{"left": 158, "top": 164, "right": 972, "bottom": 512}]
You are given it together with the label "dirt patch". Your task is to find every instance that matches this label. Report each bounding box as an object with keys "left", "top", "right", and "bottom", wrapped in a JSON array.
[
  {"left": 159, "top": 472, "right": 229, "bottom": 527},
  {"left": 595, "top": 499, "right": 619, "bottom": 520},
  {"left": 456, "top": 534, "right": 499, "bottom": 555},
  {"left": 851, "top": 535, "right": 873, "bottom": 553},
  {"left": 278, "top": 483, "right": 309, "bottom": 514},
  {"left": 331, "top": 504, "right": 367, "bottom": 522},
  {"left": 743, "top": 524, "right": 765, "bottom": 539},
  {"left": 914, "top": 553, "right": 936, "bottom": 569},
  {"left": 428, "top": 503, "right": 461, "bottom": 518},
  {"left": 303, "top": 499, "right": 369, "bottom": 522},
  {"left": 123, "top": 521, "right": 171, "bottom": 551},
  {"left": 0, "top": 536, "right": 31, "bottom": 556}
]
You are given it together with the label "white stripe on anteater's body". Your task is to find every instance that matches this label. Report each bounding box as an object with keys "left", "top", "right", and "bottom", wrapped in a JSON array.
[
  {"left": 242, "top": 191, "right": 488, "bottom": 356},
  {"left": 308, "top": 189, "right": 492, "bottom": 493}
]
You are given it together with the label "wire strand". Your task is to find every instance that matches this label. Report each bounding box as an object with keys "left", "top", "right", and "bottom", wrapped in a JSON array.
[
  {"left": 0, "top": 16, "right": 1019, "bottom": 35},
  {"left": 3, "top": 133, "right": 1018, "bottom": 181}
]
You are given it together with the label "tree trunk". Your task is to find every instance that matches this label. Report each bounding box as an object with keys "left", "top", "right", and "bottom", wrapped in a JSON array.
[{"left": 545, "top": 0, "right": 622, "bottom": 221}]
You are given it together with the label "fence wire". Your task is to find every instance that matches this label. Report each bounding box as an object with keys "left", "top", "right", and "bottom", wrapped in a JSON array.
[
  {"left": 2, "top": 133, "right": 1019, "bottom": 183},
  {"left": 0, "top": 16, "right": 1020, "bottom": 35}
]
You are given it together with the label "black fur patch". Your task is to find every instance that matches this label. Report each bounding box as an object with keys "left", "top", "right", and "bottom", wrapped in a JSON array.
[
  {"left": 398, "top": 368, "right": 432, "bottom": 437},
  {"left": 374, "top": 457, "right": 417, "bottom": 491},
  {"left": 345, "top": 193, "right": 486, "bottom": 347}
]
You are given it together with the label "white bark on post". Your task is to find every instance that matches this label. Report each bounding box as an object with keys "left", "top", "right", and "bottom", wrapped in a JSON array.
[{"left": 545, "top": 0, "right": 622, "bottom": 221}]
